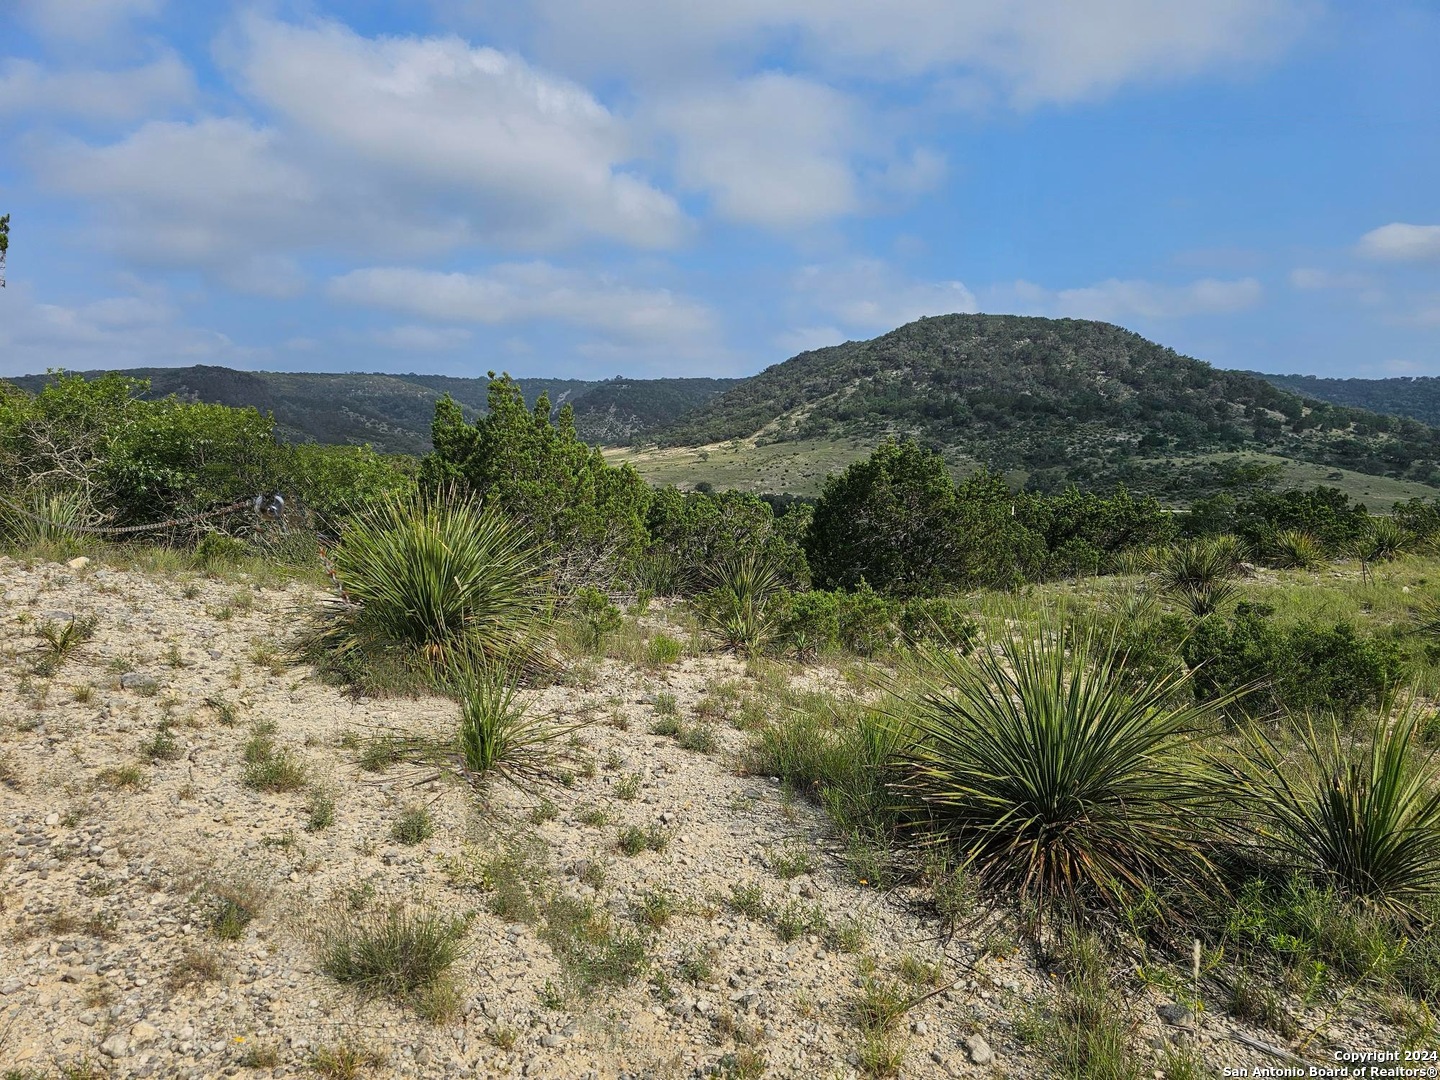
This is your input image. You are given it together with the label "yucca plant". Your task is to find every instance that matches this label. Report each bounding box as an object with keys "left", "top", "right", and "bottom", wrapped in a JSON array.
[
  {"left": 1227, "top": 709, "right": 1440, "bottom": 920},
  {"left": 321, "top": 488, "right": 548, "bottom": 669},
  {"left": 892, "top": 630, "right": 1231, "bottom": 917},
  {"left": 1354, "top": 517, "right": 1410, "bottom": 565},
  {"left": 695, "top": 553, "right": 784, "bottom": 656},
  {"left": 454, "top": 662, "right": 570, "bottom": 786},
  {"left": 1148, "top": 538, "right": 1242, "bottom": 618},
  {"left": 0, "top": 487, "right": 93, "bottom": 546},
  {"left": 1271, "top": 530, "right": 1324, "bottom": 570}
]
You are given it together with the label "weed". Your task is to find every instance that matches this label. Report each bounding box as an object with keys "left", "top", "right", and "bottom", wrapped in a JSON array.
[
  {"left": 318, "top": 904, "right": 465, "bottom": 1006},
  {"left": 242, "top": 730, "right": 308, "bottom": 792},
  {"left": 617, "top": 823, "right": 670, "bottom": 856},
  {"left": 306, "top": 788, "right": 336, "bottom": 832},
  {"left": 614, "top": 773, "right": 642, "bottom": 800},
  {"left": 166, "top": 949, "right": 222, "bottom": 991},
  {"left": 391, "top": 805, "right": 434, "bottom": 846},
  {"left": 97, "top": 765, "right": 148, "bottom": 791},
  {"left": 768, "top": 841, "right": 816, "bottom": 880},
  {"left": 309, "top": 1043, "right": 387, "bottom": 1079},
  {"left": 530, "top": 798, "right": 559, "bottom": 825},
  {"left": 633, "top": 889, "right": 674, "bottom": 930},
  {"left": 676, "top": 724, "right": 718, "bottom": 754}
]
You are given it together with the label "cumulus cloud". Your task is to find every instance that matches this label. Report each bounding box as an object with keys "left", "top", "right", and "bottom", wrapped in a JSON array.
[
  {"left": 792, "top": 259, "right": 978, "bottom": 331},
  {"left": 476, "top": 0, "right": 1306, "bottom": 106},
  {"left": 0, "top": 284, "right": 260, "bottom": 377},
  {"left": 28, "top": 16, "right": 686, "bottom": 287},
  {"left": 327, "top": 263, "right": 716, "bottom": 345},
  {"left": 1357, "top": 223, "right": 1440, "bottom": 262},
  {"left": 228, "top": 16, "right": 683, "bottom": 249},
  {"left": 0, "top": 53, "right": 194, "bottom": 121},
  {"left": 996, "top": 276, "right": 1263, "bottom": 320},
  {"left": 656, "top": 74, "right": 863, "bottom": 228}
]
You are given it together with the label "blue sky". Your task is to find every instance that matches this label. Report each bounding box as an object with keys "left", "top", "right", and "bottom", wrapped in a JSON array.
[{"left": 1, "top": 0, "right": 1437, "bottom": 381}]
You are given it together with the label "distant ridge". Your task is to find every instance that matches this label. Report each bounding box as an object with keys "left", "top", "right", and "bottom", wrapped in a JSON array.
[
  {"left": 1255, "top": 372, "right": 1440, "bottom": 428},
  {"left": 649, "top": 314, "right": 1440, "bottom": 492},
  {"left": 2, "top": 367, "right": 739, "bottom": 455}
]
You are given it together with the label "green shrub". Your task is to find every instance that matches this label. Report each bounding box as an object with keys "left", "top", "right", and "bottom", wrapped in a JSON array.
[
  {"left": 896, "top": 597, "right": 977, "bottom": 650},
  {"left": 569, "top": 587, "right": 622, "bottom": 652},
  {"left": 894, "top": 630, "right": 1225, "bottom": 916},
  {"left": 194, "top": 530, "right": 248, "bottom": 568},
  {"left": 1184, "top": 603, "right": 1402, "bottom": 720},
  {"left": 422, "top": 375, "right": 651, "bottom": 588}
]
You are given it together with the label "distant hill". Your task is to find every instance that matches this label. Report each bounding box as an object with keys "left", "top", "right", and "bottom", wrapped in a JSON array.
[
  {"left": 652, "top": 314, "right": 1440, "bottom": 494},
  {"left": 3, "top": 367, "right": 739, "bottom": 454},
  {"left": 1256, "top": 373, "right": 1440, "bottom": 428}
]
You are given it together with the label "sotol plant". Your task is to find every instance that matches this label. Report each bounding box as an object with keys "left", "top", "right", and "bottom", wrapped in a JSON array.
[
  {"left": 1228, "top": 708, "right": 1440, "bottom": 919},
  {"left": 695, "top": 554, "right": 784, "bottom": 656},
  {"left": 893, "top": 630, "right": 1231, "bottom": 916},
  {"left": 319, "top": 487, "right": 548, "bottom": 670},
  {"left": 455, "top": 663, "right": 570, "bottom": 785}
]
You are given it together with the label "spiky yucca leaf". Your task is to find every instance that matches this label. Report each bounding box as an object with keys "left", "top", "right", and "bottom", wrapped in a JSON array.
[
  {"left": 893, "top": 630, "right": 1229, "bottom": 915},
  {"left": 325, "top": 488, "right": 547, "bottom": 667},
  {"left": 1231, "top": 709, "right": 1440, "bottom": 919},
  {"left": 454, "top": 662, "right": 569, "bottom": 785},
  {"left": 1271, "top": 530, "right": 1324, "bottom": 570},
  {"left": 1148, "top": 538, "right": 1242, "bottom": 618},
  {"left": 1354, "top": 517, "right": 1409, "bottom": 564},
  {"left": 695, "top": 553, "right": 784, "bottom": 655}
]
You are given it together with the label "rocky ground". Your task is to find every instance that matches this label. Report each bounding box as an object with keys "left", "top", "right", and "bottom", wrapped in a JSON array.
[{"left": 0, "top": 555, "right": 1401, "bottom": 1078}]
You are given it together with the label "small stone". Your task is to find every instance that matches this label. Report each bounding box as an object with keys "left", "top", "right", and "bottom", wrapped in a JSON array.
[
  {"left": 964, "top": 1034, "right": 993, "bottom": 1066},
  {"left": 1156, "top": 1003, "right": 1191, "bottom": 1026},
  {"left": 100, "top": 1034, "right": 129, "bottom": 1058},
  {"left": 44, "top": 813, "right": 60, "bottom": 826},
  {"left": 130, "top": 1021, "right": 160, "bottom": 1045}
]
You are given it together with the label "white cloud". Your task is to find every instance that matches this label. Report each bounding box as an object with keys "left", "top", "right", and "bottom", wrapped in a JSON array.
[
  {"left": 228, "top": 16, "right": 683, "bottom": 249},
  {"left": 792, "top": 259, "right": 978, "bottom": 331},
  {"left": 656, "top": 74, "right": 863, "bottom": 228},
  {"left": 371, "top": 325, "right": 474, "bottom": 351},
  {"left": 1357, "top": 223, "right": 1440, "bottom": 263},
  {"left": 1289, "top": 267, "right": 1375, "bottom": 290},
  {"left": 28, "top": 16, "right": 687, "bottom": 287},
  {"left": 0, "top": 284, "right": 260, "bottom": 376},
  {"left": 0, "top": 54, "right": 194, "bottom": 121},
  {"left": 327, "top": 264, "right": 716, "bottom": 345},
  {"left": 17, "top": 0, "right": 163, "bottom": 45},
  {"left": 480, "top": 0, "right": 1306, "bottom": 106},
  {"left": 997, "top": 276, "right": 1264, "bottom": 320},
  {"left": 36, "top": 117, "right": 330, "bottom": 288}
]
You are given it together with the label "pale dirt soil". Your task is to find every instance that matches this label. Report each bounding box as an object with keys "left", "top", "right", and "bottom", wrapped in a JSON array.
[{"left": 0, "top": 556, "right": 1398, "bottom": 1078}]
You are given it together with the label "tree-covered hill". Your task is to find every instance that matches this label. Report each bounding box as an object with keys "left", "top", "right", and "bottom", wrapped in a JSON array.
[
  {"left": 3, "top": 367, "right": 739, "bottom": 454},
  {"left": 652, "top": 314, "right": 1440, "bottom": 491},
  {"left": 1256, "top": 372, "right": 1440, "bottom": 428}
]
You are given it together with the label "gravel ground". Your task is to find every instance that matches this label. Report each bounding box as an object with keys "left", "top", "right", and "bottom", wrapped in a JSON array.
[{"left": 0, "top": 555, "right": 1400, "bottom": 1078}]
